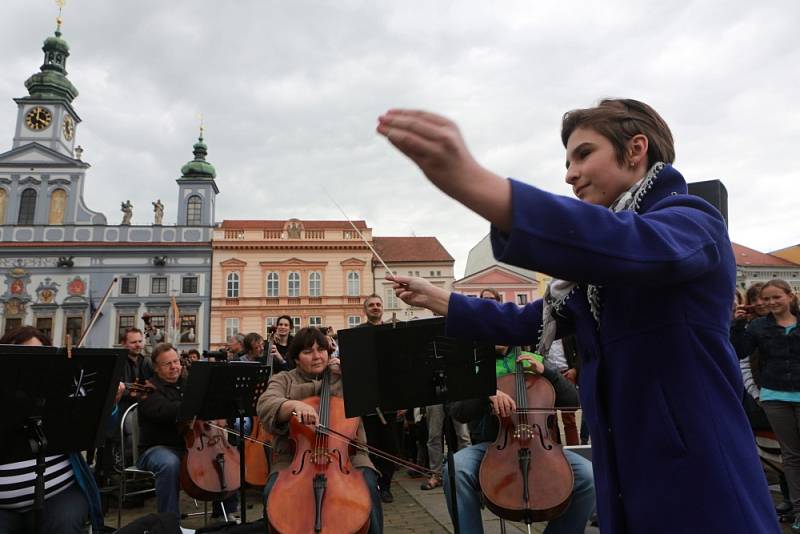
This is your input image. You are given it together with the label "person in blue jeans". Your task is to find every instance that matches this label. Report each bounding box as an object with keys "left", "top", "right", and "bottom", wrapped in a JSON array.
[
  {"left": 136, "top": 343, "right": 187, "bottom": 519},
  {"left": 444, "top": 351, "right": 594, "bottom": 533}
]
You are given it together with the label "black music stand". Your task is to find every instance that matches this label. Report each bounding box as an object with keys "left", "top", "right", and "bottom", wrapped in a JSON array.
[
  {"left": 338, "top": 317, "right": 496, "bottom": 534},
  {"left": 177, "top": 361, "right": 271, "bottom": 525},
  {"left": 0, "top": 345, "right": 126, "bottom": 534}
]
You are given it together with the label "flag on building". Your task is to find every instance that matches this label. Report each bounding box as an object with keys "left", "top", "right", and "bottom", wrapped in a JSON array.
[{"left": 169, "top": 295, "right": 181, "bottom": 345}]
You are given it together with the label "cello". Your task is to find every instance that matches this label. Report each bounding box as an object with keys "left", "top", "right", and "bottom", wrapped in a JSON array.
[
  {"left": 266, "top": 365, "right": 371, "bottom": 534},
  {"left": 244, "top": 337, "right": 275, "bottom": 486},
  {"left": 478, "top": 347, "right": 574, "bottom": 525},
  {"left": 180, "top": 418, "right": 242, "bottom": 501}
]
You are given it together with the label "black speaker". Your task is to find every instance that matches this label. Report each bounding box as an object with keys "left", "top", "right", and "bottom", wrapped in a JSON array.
[{"left": 688, "top": 179, "right": 728, "bottom": 227}]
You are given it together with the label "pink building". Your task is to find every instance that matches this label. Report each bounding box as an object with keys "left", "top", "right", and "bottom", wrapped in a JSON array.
[{"left": 452, "top": 264, "right": 539, "bottom": 306}]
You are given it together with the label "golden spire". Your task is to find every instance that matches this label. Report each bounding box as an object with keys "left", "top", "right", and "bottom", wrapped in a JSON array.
[
  {"left": 55, "top": 0, "right": 66, "bottom": 34},
  {"left": 199, "top": 113, "right": 205, "bottom": 139}
]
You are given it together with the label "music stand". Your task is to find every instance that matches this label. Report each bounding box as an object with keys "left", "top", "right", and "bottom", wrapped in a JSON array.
[
  {"left": 338, "top": 317, "right": 496, "bottom": 534},
  {"left": 177, "top": 361, "right": 271, "bottom": 524},
  {"left": 0, "top": 345, "right": 126, "bottom": 534}
]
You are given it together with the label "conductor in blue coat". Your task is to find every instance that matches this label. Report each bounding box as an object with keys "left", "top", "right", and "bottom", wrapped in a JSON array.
[{"left": 376, "top": 100, "right": 778, "bottom": 533}]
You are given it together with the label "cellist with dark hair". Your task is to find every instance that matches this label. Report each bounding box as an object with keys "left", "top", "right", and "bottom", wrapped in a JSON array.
[{"left": 257, "top": 327, "right": 383, "bottom": 533}]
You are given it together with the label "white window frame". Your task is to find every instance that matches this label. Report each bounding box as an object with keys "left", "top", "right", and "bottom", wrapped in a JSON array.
[
  {"left": 120, "top": 276, "right": 138, "bottom": 295},
  {"left": 309, "top": 272, "right": 322, "bottom": 297},
  {"left": 347, "top": 271, "right": 360, "bottom": 297},
  {"left": 288, "top": 271, "right": 301, "bottom": 297},
  {"left": 291, "top": 316, "right": 301, "bottom": 334},
  {"left": 308, "top": 316, "right": 322, "bottom": 327},
  {"left": 224, "top": 317, "right": 240, "bottom": 339},
  {"left": 226, "top": 272, "right": 240, "bottom": 298},
  {"left": 267, "top": 272, "right": 279, "bottom": 297},
  {"left": 347, "top": 315, "right": 362, "bottom": 328},
  {"left": 384, "top": 287, "right": 399, "bottom": 310},
  {"left": 151, "top": 276, "right": 168, "bottom": 295},
  {"left": 182, "top": 276, "right": 199, "bottom": 294}
]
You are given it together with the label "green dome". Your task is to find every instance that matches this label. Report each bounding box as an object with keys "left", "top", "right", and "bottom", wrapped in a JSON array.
[
  {"left": 43, "top": 34, "right": 69, "bottom": 54},
  {"left": 25, "top": 70, "right": 78, "bottom": 101},
  {"left": 24, "top": 28, "right": 78, "bottom": 102},
  {"left": 180, "top": 136, "right": 216, "bottom": 179}
]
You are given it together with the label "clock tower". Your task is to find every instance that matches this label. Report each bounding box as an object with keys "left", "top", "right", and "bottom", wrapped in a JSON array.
[{"left": 12, "top": 15, "right": 80, "bottom": 158}]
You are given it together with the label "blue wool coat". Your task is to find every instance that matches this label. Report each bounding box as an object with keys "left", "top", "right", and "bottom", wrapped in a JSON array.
[{"left": 446, "top": 166, "right": 778, "bottom": 533}]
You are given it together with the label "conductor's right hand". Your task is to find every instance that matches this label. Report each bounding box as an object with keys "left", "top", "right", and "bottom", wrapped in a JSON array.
[{"left": 387, "top": 274, "right": 451, "bottom": 316}]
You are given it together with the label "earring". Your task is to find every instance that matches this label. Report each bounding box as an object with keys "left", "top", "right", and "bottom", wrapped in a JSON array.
[{"left": 629, "top": 160, "right": 636, "bottom": 168}]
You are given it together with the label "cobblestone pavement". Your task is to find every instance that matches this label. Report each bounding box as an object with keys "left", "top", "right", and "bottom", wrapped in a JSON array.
[{"left": 107, "top": 472, "right": 790, "bottom": 532}]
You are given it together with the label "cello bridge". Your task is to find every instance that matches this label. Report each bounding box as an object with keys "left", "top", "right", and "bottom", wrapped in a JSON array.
[
  {"left": 512, "top": 424, "right": 535, "bottom": 440},
  {"left": 311, "top": 448, "right": 332, "bottom": 465}
]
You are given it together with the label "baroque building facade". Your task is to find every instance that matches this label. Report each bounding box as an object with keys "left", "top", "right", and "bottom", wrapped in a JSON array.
[
  {"left": 0, "top": 19, "right": 217, "bottom": 350},
  {"left": 209, "top": 223, "right": 458, "bottom": 346},
  {"left": 210, "top": 219, "right": 376, "bottom": 347}
]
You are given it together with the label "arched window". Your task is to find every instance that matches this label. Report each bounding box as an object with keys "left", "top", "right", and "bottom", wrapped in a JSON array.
[
  {"left": 226, "top": 272, "right": 240, "bottom": 298},
  {"left": 347, "top": 272, "right": 360, "bottom": 296},
  {"left": 288, "top": 272, "right": 300, "bottom": 297},
  {"left": 0, "top": 189, "right": 7, "bottom": 224},
  {"left": 267, "top": 272, "right": 279, "bottom": 297},
  {"left": 18, "top": 188, "right": 37, "bottom": 225},
  {"left": 309, "top": 272, "right": 321, "bottom": 297},
  {"left": 48, "top": 189, "right": 67, "bottom": 224},
  {"left": 187, "top": 195, "right": 202, "bottom": 225}
]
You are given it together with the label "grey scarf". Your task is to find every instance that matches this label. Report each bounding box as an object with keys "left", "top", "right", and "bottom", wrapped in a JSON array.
[{"left": 535, "top": 162, "right": 666, "bottom": 356}]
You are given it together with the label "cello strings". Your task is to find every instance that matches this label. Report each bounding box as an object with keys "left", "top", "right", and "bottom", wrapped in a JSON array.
[{"left": 313, "top": 424, "right": 437, "bottom": 478}]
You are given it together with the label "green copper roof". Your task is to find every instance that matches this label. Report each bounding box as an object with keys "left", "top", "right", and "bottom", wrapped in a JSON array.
[
  {"left": 24, "top": 27, "right": 78, "bottom": 102},
  {"left": 180, "top": 136, "right": 217, "bottom": 179}
]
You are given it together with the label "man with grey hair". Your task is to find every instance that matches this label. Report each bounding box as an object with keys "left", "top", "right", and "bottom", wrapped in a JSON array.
[
  {"left": 136, "top": 343, "right": 186, "bottom": 519},
  {"left": 228, "top": 333, "right": 245, "bottom": 360}
]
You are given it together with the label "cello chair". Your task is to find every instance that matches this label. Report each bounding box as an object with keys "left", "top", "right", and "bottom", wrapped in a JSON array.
[{"left": 117, "top": 403, "right": 156, "bottom": 527}]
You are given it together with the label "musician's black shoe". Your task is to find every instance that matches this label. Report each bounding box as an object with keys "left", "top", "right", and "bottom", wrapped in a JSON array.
[
  {"left": 380, "top": 487, "right": 394, "bottom": 503},
  {"left": 406, "top": 468, "right": 424, "bottom": 478}
]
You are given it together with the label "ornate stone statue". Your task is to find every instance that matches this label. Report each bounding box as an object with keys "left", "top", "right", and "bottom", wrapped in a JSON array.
[
  {"left": 152, "top": 199, "right": 164, "bottom": 225},
  {"left": 120, "top": 200, "right": 133, "bottom": 225}
]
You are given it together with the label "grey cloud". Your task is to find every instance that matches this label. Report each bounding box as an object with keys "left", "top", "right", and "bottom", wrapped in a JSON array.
[{"left": 0, "top": 0, "right": 798, "bottom": 275}]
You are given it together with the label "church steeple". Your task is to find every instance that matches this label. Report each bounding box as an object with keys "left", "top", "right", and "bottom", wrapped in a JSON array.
[
  {"left": 24, "top": 8, "right": 79, "bottom": 103},
  {"left": 179, "top": 120, "right": 217, "bottom": 180},
  {"left": 176, "top": 122, "right": 218, "bottom": 227}
]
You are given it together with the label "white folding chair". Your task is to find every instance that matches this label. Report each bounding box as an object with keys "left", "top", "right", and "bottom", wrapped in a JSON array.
[{"left": 117, "top": 403, "right": 156, "bottom": 527}]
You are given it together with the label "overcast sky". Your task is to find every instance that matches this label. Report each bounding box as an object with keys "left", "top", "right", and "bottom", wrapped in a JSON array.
[{"left": 2, "top": 1, "right": 798, "bottom": 276}]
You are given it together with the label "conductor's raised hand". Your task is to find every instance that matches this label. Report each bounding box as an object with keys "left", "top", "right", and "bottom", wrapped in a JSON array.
[
  {"left": 376, "top": 109, "right": 513, "bottom": 233},
  {"left": 387, "top": 274, "right": 451, "bottom": 316},
  {"left": 376, "top": 110, "right": 485, "bottom": 192}
]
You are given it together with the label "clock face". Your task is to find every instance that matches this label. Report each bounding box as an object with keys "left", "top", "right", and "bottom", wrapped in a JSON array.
[
  {"left": 25, "top": 106, "right": 52, "bottom": 131},
  {"left": 62, "top": 115, "right": 75, "bottom": 140}
]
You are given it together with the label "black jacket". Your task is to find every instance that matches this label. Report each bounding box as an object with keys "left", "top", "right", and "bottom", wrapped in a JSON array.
[
  {"left": 120, "top": 354, "right": 154, "bottom": 412},
  {"left": 138, "top": 374, "right": 187, "bottom": 452},
  {"left": 449, "top": 362, "right": 579, "bottom": 444},
  {"left": 732, "top": 313, "right": 800, "bottom": 392}
]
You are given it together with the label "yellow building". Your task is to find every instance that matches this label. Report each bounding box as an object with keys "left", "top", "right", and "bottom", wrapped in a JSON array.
[
  {"left": 210, "top": 219, "right": 375, "bottom": 347},
  {"left": 771, "top": 244, "right": 800, "bottom": 265}
]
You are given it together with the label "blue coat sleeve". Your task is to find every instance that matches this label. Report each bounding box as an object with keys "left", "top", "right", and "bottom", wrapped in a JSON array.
[
  {"left": 491, "top": 179, "right": 725, "bottom": 286},
  {"left": 446, "top": 292, "right": 544, "bottom": 346}
]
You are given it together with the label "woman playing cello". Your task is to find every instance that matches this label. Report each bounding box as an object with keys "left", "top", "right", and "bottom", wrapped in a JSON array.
[{"left": 256, "top": 327, "right": 383, "bottom": 533}]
